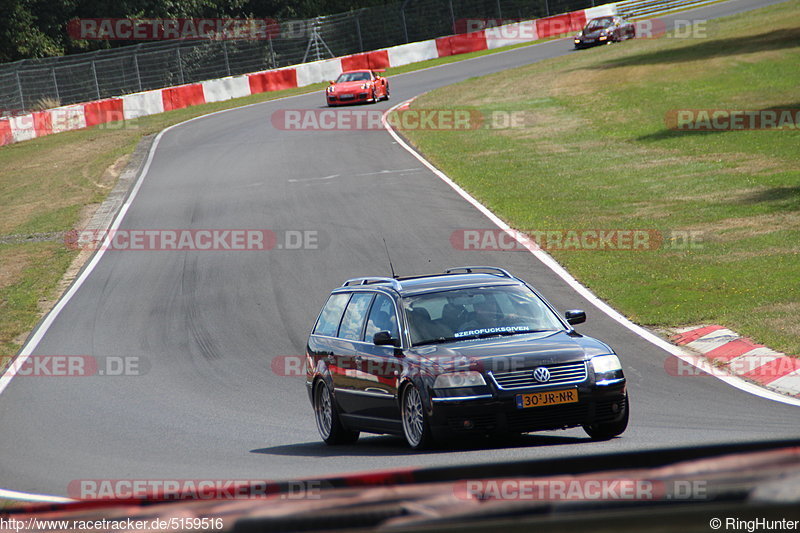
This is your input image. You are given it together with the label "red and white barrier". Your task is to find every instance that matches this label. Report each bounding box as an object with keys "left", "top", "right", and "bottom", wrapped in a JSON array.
[
  {"left": 341, "top": 50, "right": 390, "bottom": 71},
  {"left": 247, "top": 68, "right": 298, "bottom": 94},
  {"left": 0, "top": 119, "right": 11, "bottom": 145},
  {"left": 0, "top": 3, "right": 618, "bottom": 147},
  {"left": 386, "top": 40, "right": 439, "bottom": 66},
  {"left": 51, "top": 104, "right": 89, "bottom": 133},
  {"left": 584, "top": 4, "right": 619, "bottom": 19},
  {"left": 295, "top": 58, "right": 343, "bottom": 87},
  {"left": 435, "top": 31, "right": 488, "bottom": 57},
  {"left": 9, "top": 114, "right": 38, "bottom": 143},
  {"left": 201, "top": 75, "right": 251, "bottom": 103},
  {"left": 486, "top": 21, "right": 539, "bottom": 49},
  {"left": 121, "top": 91, "right": 164, "bottom": 120}
]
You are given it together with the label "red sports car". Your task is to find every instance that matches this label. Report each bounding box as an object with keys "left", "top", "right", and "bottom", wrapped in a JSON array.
[{"left": 325, "top": 70, "right": 389, "bottom": 106}]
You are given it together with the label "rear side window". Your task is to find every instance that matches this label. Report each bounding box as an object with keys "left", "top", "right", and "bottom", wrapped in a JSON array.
[
  {"left": 364, "top": 293, "right": 399, "bottom": 341},
  {"left": 338, "top": 292, "right": 374, "bottom": 341},
  {"left": 313, "top": 293, "right": 350, "bottom": 337}
]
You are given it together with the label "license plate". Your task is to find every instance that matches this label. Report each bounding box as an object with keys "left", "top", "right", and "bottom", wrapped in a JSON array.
[
  {"left": 339, "top": 94, "right": 354, "bottom": 99},
  {"left": 516, "top": 389, "right": 578, "bottom": 409}
]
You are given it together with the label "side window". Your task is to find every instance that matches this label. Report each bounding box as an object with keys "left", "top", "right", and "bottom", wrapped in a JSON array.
[
  {"left": 338, "top": 292, "right": 374, "bottom": 341},
  {"left": 364, "top": 293, "right": 399, "bottom": 341},
  {"left": 313, "top": 293, "right": 350, "bottom": 337}
]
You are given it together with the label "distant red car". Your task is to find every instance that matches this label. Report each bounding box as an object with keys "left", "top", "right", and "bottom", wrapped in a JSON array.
[{"left": 326, "top": 70, "right": 389, "bottom": 106}]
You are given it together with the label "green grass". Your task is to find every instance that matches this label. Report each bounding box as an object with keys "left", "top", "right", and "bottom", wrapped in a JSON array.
[
  {"left": 0, "top": 32, "right": 566, "bottom": 359},
  {"left": 399, "top": 1, "right": 800, "bottom": 354}
]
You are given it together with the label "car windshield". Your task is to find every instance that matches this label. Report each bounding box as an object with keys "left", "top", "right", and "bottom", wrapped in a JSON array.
[
  {"left": 403, "top": 285, "right": 564, "bottom": 346},
  {"left": 585, "top": 17, "right": 613, "bottom": 30},
  {"left": 336, "top": 72, "right": 371, "bottom": 82}
]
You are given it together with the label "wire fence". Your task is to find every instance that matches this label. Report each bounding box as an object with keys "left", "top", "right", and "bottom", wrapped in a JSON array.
[{"left": 0, "top": 0, "right": 597, "bottom": 116}]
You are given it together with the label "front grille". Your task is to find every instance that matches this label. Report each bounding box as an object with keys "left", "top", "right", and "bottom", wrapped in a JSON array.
[{"left": 489, "top": 361, "right": 587, "bottom": 390}]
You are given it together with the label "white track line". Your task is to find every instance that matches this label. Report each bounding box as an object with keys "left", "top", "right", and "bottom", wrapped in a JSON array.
[{"left": 381, "top": 99, "right": 800, "bottom": 408}]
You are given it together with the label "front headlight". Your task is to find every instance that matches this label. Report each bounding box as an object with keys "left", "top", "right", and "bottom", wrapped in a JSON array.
[
  {"left": 326, "top": 86, "right": 335, "bottom": 93},
  {"left": 434, "top": 371, "right": 486, "bottom": 389},
  {"left": 591, "top": 354, "right": 622, "bottom": 374},
  {"left": 360, "top": 83, "right": 372, "bottom": 89}
]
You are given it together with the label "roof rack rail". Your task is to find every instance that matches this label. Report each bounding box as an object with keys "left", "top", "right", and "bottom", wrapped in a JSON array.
[
  {"left": 342, "top": 277, "right": 403, "bottom": 291},
  {"left": 445, "top": 266, "right": 513, "bottom": 278}
]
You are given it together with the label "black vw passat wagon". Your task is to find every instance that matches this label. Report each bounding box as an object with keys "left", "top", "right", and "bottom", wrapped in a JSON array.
[{"left": 305, "top": 267, "right": 628, "bottom": 449}]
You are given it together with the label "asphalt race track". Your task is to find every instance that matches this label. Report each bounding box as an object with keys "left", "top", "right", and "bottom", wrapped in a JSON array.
[{"left": 0, "top": 0, "right": 797, "bottom": 498}]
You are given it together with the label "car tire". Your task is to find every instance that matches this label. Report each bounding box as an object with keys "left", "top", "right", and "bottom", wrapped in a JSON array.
[
  {"left": 401, "top": 384, "right": 434, "bottom": 449},
  {"left": 314, "top": 380, "right": 359, "bottom": 445},
  {"left": 583, "top": 394, "right": 629, "bottom": 440}
]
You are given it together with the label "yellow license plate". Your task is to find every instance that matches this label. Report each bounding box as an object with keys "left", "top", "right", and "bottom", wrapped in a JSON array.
[{"left": 515, "top": 389, "right": 578, "bottom": 409}]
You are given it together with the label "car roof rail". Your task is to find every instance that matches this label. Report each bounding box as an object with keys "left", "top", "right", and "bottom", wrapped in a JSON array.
[
  {"left": 445, "top": 266, "right": 514, "bottom": 278},
  {"left": 342, "top": 277, "right": 403, "bottom": 291}
]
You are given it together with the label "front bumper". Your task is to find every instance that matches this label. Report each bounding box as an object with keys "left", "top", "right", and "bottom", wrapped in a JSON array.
[
  {"left": 574, "top": 35, "right": 612, "bottom": 48},
  {"left": 428, "top": 380, "right": 626, "bottom": 438},
  {"left": 326, "top": 92, "right": 371, "bottom": 105}
]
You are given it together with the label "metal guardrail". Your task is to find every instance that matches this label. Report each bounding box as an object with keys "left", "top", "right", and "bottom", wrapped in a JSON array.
[
  {"left": 0, "top": 0, "right": 600, "bottom": 116},
  {"left": 616, "top": 0, "right": 721, "bottom": 18}
]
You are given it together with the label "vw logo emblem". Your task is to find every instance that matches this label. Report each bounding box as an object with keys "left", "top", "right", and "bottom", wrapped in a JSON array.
[{"left": 533, "top": 367, "right": 551, "bottom": 383}]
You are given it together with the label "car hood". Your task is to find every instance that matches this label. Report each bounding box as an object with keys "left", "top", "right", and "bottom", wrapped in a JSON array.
[
  {"left": 332, "top": 80, "right": 371, "bottom": 91},
  {"left": 408, "top": 330, "right": 613, "bottom": 371},
  {"left": 579, "top": 29, "right": 606, "bottom": 39}
]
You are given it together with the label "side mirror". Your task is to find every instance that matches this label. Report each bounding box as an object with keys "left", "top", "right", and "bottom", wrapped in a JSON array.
[
  {"left": 565, "top": 310, "right": 586, "bottom": 325},
  {"left": 373, "top": 331, "right": 400, "bottom": 347},
  {"left": 329, "top": 80, "right": 335, "bottom": 85}
]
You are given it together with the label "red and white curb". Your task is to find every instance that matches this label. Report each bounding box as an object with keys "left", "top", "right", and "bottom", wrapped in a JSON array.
[{"left": 673, "top": 325, "right": 800, "bottom": 398}]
